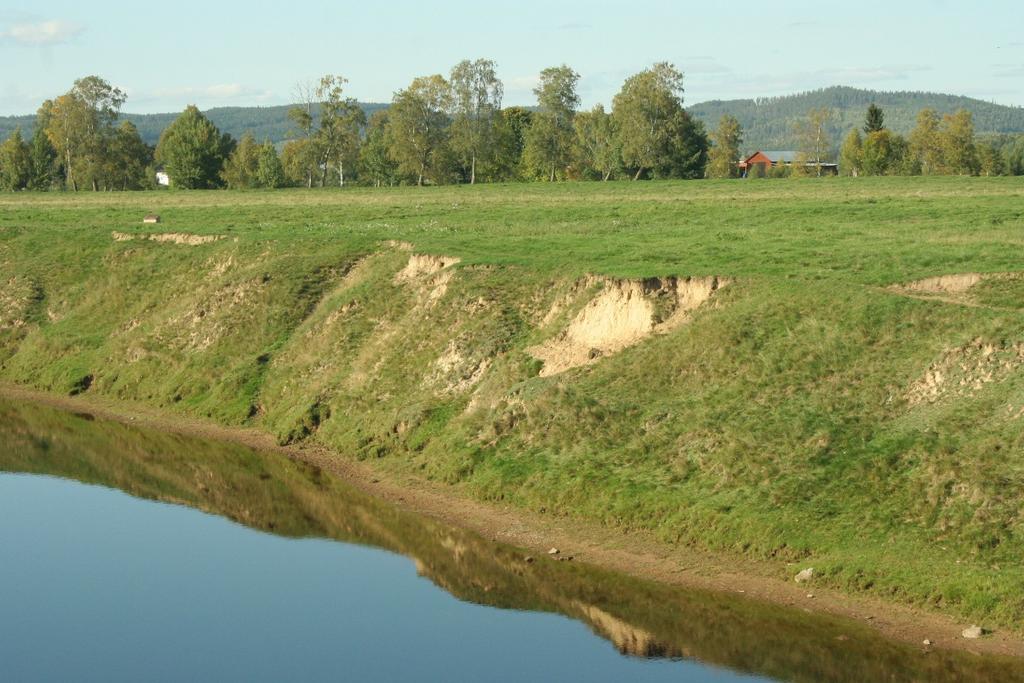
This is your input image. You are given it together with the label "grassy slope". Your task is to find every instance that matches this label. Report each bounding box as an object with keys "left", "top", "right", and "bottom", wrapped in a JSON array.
[{"left": 2, "top": 177, "right": 1023, "bottom": 629}]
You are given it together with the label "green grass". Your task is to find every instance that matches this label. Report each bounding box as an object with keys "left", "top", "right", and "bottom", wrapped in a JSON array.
[{"left": 2, "top": 175, "right": 1024, "bottom": 630}]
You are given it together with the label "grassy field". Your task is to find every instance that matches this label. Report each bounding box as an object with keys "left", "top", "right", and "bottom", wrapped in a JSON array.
[{"left": 2, "top": 176, "right": 1024, "bottom": 629}]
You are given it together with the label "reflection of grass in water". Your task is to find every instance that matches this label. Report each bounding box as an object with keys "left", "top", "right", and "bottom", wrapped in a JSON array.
[{"left": 2, "top": 398, "right": 1022, "bottom": 683}]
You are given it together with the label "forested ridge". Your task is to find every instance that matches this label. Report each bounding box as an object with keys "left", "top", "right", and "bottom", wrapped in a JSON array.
[
  {"left": 4, "top": 85, "right": 1021, "bottom": 151},
  {"left": 0, "top": 103, "right": 389, "bottom": 148},
  {"left": 690, "top": 86, "right": 1024, "bottom": 152}
]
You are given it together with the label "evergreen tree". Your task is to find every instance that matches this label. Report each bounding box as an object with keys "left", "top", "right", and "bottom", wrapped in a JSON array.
[{"left": 864, "top": 103, "right": 885, "bottom": 133}]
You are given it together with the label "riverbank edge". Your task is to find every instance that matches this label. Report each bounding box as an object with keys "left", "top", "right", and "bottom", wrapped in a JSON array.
[{"left": 2, "top": 381, "right": 1021, "bottom": 659}]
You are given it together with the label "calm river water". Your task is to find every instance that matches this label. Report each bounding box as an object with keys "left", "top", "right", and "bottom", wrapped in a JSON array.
[{"left": 1, "top": 397, "right": 1022, "bottom": 682}]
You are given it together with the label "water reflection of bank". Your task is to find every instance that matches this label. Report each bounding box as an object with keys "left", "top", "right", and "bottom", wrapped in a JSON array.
[{"left": 2, "top": 397, "right": 1022, "bottom": 683}]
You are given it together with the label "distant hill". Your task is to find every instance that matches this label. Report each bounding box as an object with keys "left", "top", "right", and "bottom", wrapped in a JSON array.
[
  {"left": 688, "top": 86, "right": 1024, "bottom": 154},
  {"left": 3, "top": 86, "right": 1022, "bottom": 155},
  {"left": 0, "top": 103, "right": 389, "bottom": 147}
]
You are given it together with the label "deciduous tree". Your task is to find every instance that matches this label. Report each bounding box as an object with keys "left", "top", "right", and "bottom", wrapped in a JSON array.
[
  {"left": 909, "top": 109, "right": 943, "bottom": 175},
  {"left": 707, "top": 115, "right": 742, "bottom": 179},
  {"left": 255, "top": 141, "right": 286, "bottom": 188},
  {"left": 794, "top": 108, "right": 833, "bottom": 176},
  {"left": 155, "top": 105, "right": 232, "bottom": 189},
  {"left": 941, "top": 109, "right": 979, "bottom": 176},
  {"left": 978, "top": 140, "right": 1007, "bottom": 176},
  {"left": 573, "top": 104, "right": 619, "bottom": 180},
  {"left": 40, "top": 76, "right": 127, "bottom": 191},
  {"left": 386, "top": 75, "right": 452, "bottom": 186},
  {"left": 523, "top": 65, "right": 579, "bottom": 181},
  {"left": 613, "top": 63, "right": 687, "bottom": 180},
  {"left": 839, "top": 129, "right": 863, "bottom": 177},
  {"left": 107, "top": 121, "right": 152, "bottom": 190},
  {"left": 27, "top": 127, "right": 57, "bottom": 190},
  {"left": 652, "top": 110, "right": 708, "bottom": 179},
  {"left": 0, "top": 128, "right": 31, "bottom": 191},
  {"left": 862, "top": 129, "right": 900, "bottom": 175},
  {"left": 449, "top": 59, "right": 503, "bottom": 184},
  {"left": 315, "top": 75, "right": 365, "bottom": 187},
  {"left": 489, "top": 107, "right": 532, "bottom": 181},
  {"left": 222, "top": 133, "right": 260, "bottom": 188},
  {"left": 358, "top": 110, "right": 399, "bottom": 187}
]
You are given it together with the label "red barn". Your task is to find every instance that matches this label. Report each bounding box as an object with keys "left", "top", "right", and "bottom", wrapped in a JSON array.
[{"left": 738, "top": 150, "right": 838, "bottom": 177}]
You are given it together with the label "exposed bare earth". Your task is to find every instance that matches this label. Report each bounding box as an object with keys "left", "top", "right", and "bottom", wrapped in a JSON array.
[
  {"left": 530, "top": 275, "right": 727, "bottom": 376},
  {"left": 2, "top": 382, "right": 1022, "bottom": 659},
  {"left": 111, "top": 231, "right": 225, "bottom": 246}
]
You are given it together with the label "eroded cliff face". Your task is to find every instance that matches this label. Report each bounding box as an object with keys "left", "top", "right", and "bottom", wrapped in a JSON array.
[
  {"left": 529, "top": 275, "right": 728, "bottom": 376},
  {"left": 0, "top": 237, "right": 729, "bottom": 451}
]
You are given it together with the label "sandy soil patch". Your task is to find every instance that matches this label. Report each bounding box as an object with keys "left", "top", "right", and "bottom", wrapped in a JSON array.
[
  {"left": 531, "top": 276, "right": 727, "bottom": 376},
  {"left": 112, "top": 231, "right": 224, "bottom": 246}
]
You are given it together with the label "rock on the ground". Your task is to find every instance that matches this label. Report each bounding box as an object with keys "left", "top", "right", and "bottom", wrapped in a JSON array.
[
  {"left": 794, "top": 568, "right": 815, "bottom": 583},
  {"left": 547, "top": 547, "right": 559, "bottom": 555},
  {"left": 962, "top": 625, "right": 984, "bottom": 639}
]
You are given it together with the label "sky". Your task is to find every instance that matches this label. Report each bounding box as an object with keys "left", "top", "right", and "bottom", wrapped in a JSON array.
[{"left": 1, "top": 0, "right": 1022, "bottom": 116}]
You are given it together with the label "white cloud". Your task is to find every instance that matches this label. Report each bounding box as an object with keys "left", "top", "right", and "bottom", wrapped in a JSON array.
[{"left": 1, "top": 20, "right": 83, "bottom": 46}]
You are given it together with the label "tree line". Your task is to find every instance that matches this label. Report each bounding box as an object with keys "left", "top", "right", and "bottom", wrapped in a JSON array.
[
  {"left": 704, "top": 103, "right": 1024, "bottom": 179},
  {"left": 836, "top": 104, "right": 1023, "bottom": 177},
  {"left": 0, "top": 63, "right": 708, "bottom": 190},
  {"left": 1, "top": 68, "right": 1022, "bottom": 191}
]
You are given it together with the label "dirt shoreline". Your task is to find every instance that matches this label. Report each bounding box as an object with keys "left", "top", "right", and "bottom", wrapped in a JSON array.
[{"left": 2, "top": 381, "right": 1022, "bottom": 659}]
